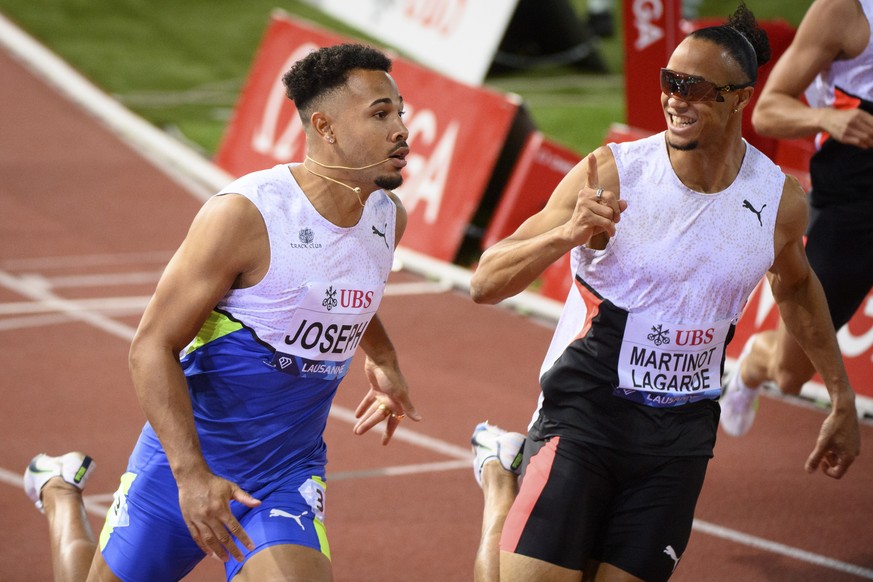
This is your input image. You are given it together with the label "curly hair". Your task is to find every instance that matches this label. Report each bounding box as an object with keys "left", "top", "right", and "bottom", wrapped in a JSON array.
[
  {"left": 689, "top": 2, "right": 771, "bottom": 84},
  {"left": 282, "top": 43, "right": 392, "bottom": 120}
]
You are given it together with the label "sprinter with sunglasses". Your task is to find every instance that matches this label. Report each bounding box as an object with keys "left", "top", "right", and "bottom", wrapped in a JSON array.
[{"left": 469, "top": 4, "right": 860, "bottom": 581}]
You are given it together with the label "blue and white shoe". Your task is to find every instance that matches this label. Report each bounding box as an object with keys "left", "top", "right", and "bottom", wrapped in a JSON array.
[
  {"left": 24, "top": 452, "right": 95, "bottom": 512},
  {"left": 471, "top": 422, "right": 525, "bottom": 486}
]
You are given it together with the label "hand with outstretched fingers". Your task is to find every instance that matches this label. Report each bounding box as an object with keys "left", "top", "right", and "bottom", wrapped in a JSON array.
[
  {"left": 177, "top": 470, "right": 261, "bottom": 562},
  {"left": 353, "top": 356, "right": 420, "bottom": 445}
]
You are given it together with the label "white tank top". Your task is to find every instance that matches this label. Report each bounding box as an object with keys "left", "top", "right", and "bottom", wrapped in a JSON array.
[
  {"left": 805, "top": 0, "right": 873, "bottom": 107},
  {"left": 213, "top": 163, "right": 396, "bottom": 367},
  {"left": 540, "top": 133, "right": 785, "bottom": 381}
]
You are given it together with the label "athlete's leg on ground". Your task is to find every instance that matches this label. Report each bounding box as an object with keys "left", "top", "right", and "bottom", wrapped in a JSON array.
[
  {"left": 41, "top": 480, "right": 121, "bottom": 582},
  {"left": 475, "top": 462, "right": 519, "bottom": 582}
]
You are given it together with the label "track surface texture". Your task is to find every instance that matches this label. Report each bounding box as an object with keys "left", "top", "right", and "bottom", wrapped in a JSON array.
[{"left": 1, "top": 49, "right": 871, "bottom": 582}]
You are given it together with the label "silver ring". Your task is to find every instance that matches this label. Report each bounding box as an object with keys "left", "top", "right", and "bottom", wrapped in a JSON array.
[{"left": 595, "top": 187, "right": 604, "bottom": 202}]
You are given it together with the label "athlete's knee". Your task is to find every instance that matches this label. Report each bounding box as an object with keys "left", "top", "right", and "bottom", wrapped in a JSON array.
[
  {"left": 232, "top": 544, "right": 332, "bottom": 581},
  {"left": 86, "top": 550, "right": 123, "bottom": 582},
  {"left": 584, "top": 561, "right": 646, "bottom": 582},
  {"left": 766, "top": 332, "right": 814, "bottom": 395},
  {"left": 770, "top": 366, "right": 810, "bottom": 396},
  {"left": 499, "top": 551, "right": 581, "bottom": 582},
  {"left": 769, "top": 349, "right": 813, "bottom": 395}
]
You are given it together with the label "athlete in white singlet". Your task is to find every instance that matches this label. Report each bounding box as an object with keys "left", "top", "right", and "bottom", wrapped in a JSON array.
[
  {"left": 469, "top": 6, "right": 859, "bottom": 582},
  {"left": 93, "top": 164, "right": 399, "bottom": 581},
  {"left": 26, "top": 44, "right": 420, "bottom": 582}
]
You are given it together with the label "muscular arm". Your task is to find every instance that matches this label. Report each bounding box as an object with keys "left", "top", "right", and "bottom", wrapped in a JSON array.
[
  {"left": 752, "top": 0, "right": 873, "bottom": 147},
  {"left": 768, "top": 177, "right": 860, "bottom": 478},
  {"left": 470, "top": 148, "right": 626, "bottom": 304},
  {"left": 128, "top": 193, "right": 265, "bottom": 558}
]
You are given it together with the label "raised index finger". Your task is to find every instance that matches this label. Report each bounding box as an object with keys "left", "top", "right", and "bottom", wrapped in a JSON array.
[{"left": 584, "top": 153, "right": 599, "bottom": 190}]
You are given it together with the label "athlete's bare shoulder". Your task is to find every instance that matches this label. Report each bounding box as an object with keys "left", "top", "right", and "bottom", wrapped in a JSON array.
[
  {"left": 773, "top": 173, "right": 809, "bottom": 256},
  {"left": 383, "top": 190, "right": 407, "bottom": 246}
]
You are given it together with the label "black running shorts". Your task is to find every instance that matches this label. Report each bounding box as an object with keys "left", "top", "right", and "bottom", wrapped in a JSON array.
[
  {"left": 807, "top": 124, "right": 873, "bottom": 329},
  {"left": 500, "top": 435, "right": 708, "bottom": 582},
  {"left": 805, "top": 202, "right": 873, "bottom": 330}
]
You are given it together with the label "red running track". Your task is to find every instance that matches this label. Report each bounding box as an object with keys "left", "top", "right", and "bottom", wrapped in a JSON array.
[{"left": 1, "top": 48, "right": 871, "bottom": 582}]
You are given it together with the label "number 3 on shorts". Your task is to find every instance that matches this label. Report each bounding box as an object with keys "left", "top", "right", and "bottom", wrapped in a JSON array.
[{"left": 298, "top": 476, "right": 326, "bottom": 522}]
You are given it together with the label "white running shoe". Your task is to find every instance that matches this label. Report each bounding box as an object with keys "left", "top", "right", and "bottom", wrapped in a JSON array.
[
  {"left": 24, "top": 452, "right": 95, "bottom": 512},
  {"left": 719, "top": 335, "right": 761, "bottom": 437},
  {"left": 471, "top": 422, "right": 525, "bottom": 486}
]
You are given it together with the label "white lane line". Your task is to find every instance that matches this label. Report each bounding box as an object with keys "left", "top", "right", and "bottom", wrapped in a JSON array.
[
  {"left": 693, "top": 519, "right": 873, "bottom": 580},
  {"left": 0, "top": 467, "right": 24, "bottom": 489},
  {"left": 0, "top": 296, "right": 151, "bottom": 316},
  {"left": 83, "top": 498, "right": 110, "bottom": 515},
  {"left": 0, "top": 313, "right": 79, "bottom": 332},
  {"left": 1, "top": 459, "right": 470, "bottom": 518},
  {"left": 0, "top": 251, "right": 173, "bottom": 271},
  {"left": 0, "top": 279, "right": 449, "bottom": 336},
  {"left": 383, "top": 280, "right": 453, "bottom": 296},
  {"left": 327, "top": 406, "right": 471, "bottom": 460},
  {"left": 0, "top": 270, "right": 137, "bottom": 341},
  {"left": 328, "top": 460, "right": 470, "bottom": 481},
  {"left": 28, "top": 271, "right": 163, "bottom": 289}
]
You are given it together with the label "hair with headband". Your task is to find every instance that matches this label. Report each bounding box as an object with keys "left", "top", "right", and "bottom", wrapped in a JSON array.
[{"left": 689, "top": 2, "right": 771, "bottom": 84}]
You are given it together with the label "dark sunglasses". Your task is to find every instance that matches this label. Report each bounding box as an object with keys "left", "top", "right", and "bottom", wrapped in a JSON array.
[{"left": 660, "top": 68, "right": 754, "bottom": 103}]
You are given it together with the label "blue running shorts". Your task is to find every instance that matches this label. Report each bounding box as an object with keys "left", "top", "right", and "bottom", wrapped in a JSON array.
[{"left": 99, "top": 445, "right": 329, "bottom": 581}]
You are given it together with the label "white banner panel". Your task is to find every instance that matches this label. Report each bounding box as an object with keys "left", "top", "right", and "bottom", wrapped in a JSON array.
[{"left": 301, "top": 0, "right": 519, "bottom": 85}]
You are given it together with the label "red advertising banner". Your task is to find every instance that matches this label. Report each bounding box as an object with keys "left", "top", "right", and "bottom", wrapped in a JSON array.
[
  {"left": 622, "top": 0, "right": 684, "bottom": 134},
  {"left": 215, "top": 12, "right": 521, "bottom": 262},
  {"left": 482, "top": 132, "right": 581, "bottom": 250},
  {"left": 728, "top": 283, "right": 873, "bottom": 405}
]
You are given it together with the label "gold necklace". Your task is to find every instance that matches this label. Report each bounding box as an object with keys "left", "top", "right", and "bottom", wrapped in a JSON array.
[{"left": 302, "top": 160, "right": 365, "bottom": 207}]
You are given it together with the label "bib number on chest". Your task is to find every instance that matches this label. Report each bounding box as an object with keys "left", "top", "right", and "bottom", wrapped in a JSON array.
[{"left": 616, "top": 314, "right": 731, "bottom": 406}]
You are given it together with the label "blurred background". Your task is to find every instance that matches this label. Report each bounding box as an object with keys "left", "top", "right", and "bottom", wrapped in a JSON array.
[{"left": 0, "top": 0, "right": 806, "bottom": 160}]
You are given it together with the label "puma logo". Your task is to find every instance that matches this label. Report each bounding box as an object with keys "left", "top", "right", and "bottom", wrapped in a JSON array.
[
  {"left": 269, "top": 509, "right": 308, "bottom": 530},
  {"left": 372, "top": 224, "right": 389, "bottom": 248},
  {"left": 664, "top": 545, "right": 680, "bottom": 571},
  {"left": 742, "top": 199, "right": 766, "bottom": 226}
]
